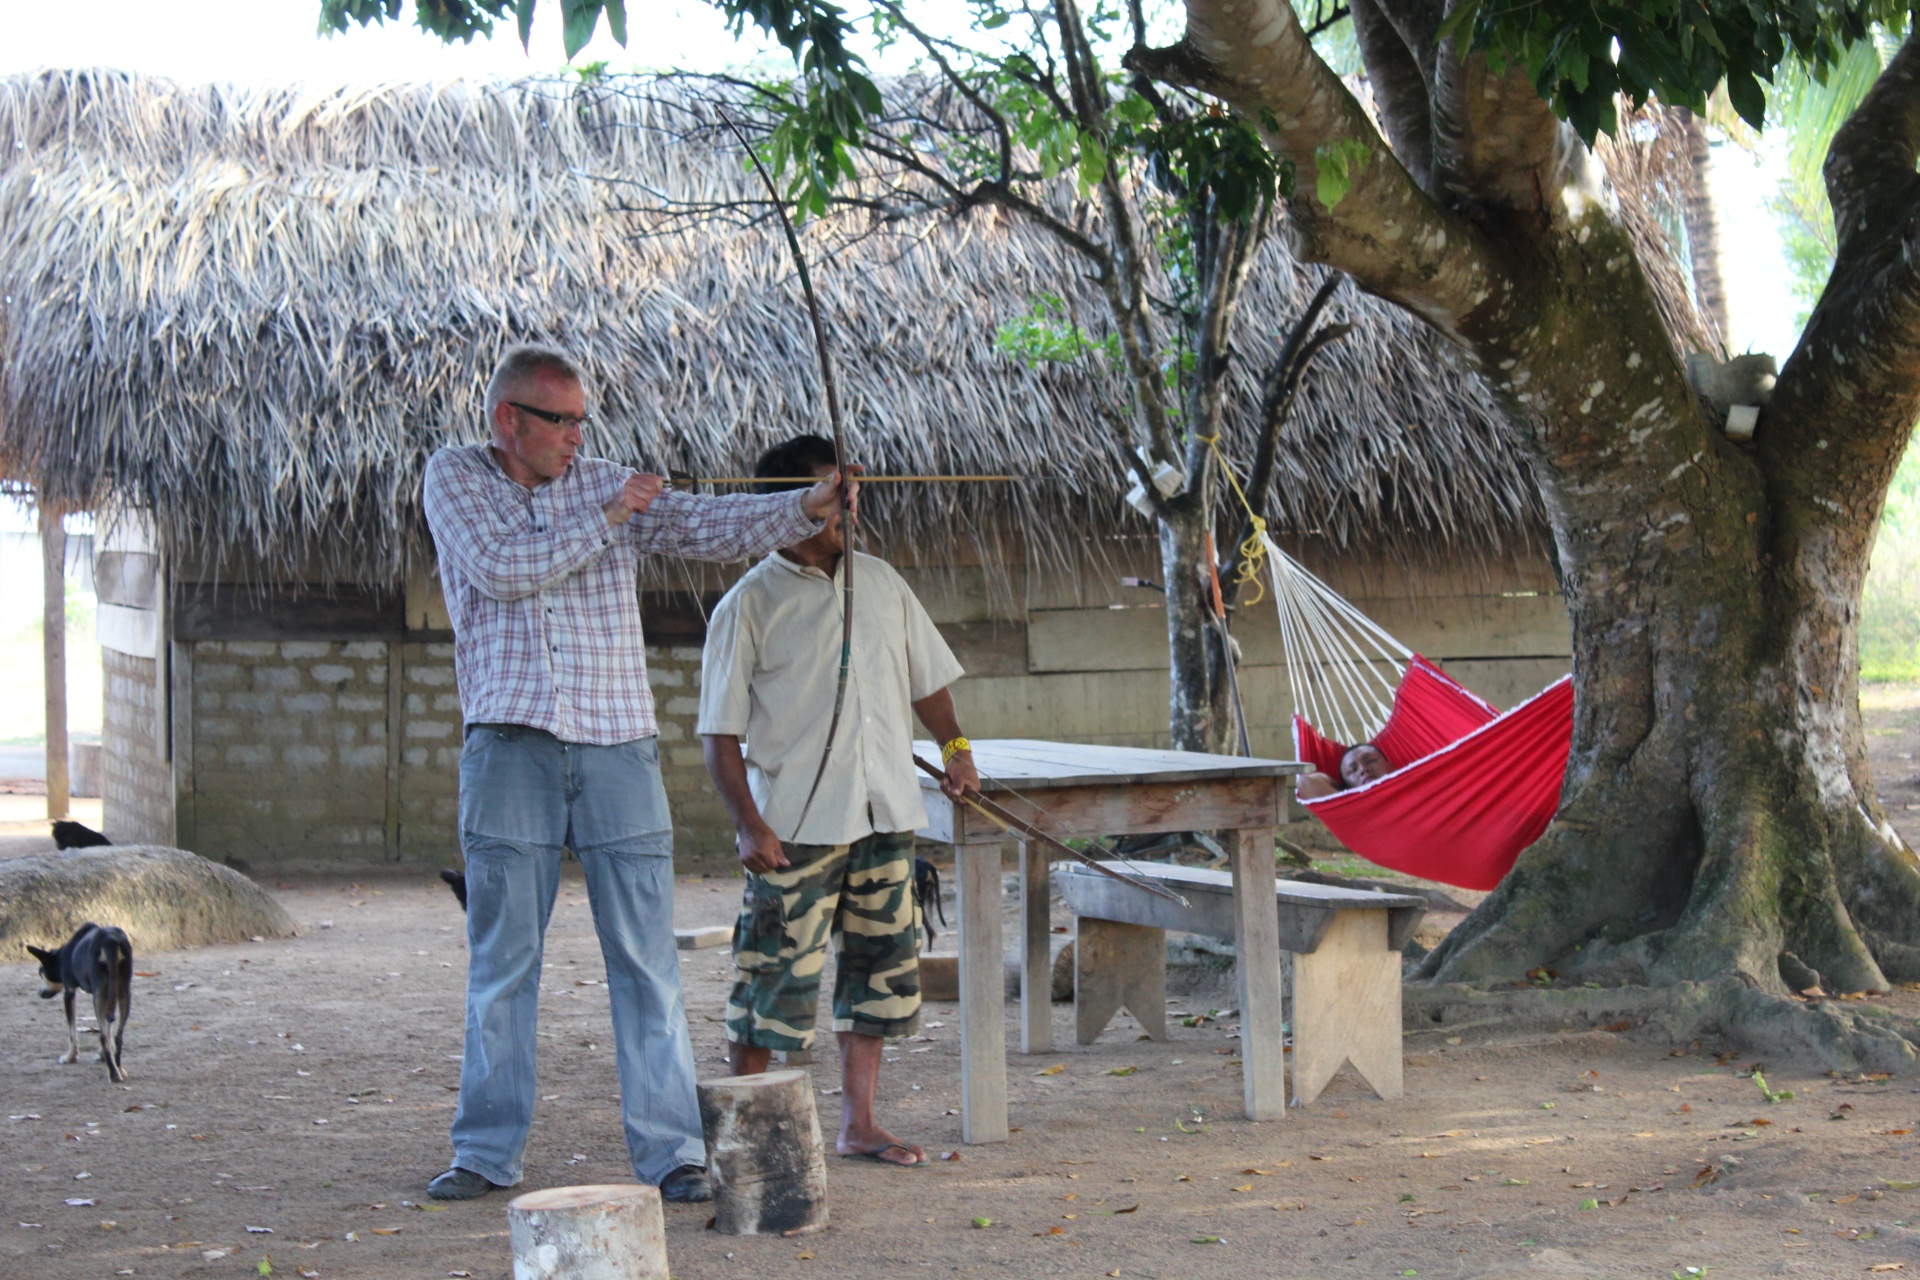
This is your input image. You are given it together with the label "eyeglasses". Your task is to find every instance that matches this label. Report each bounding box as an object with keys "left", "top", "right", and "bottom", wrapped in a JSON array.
[{"left": 508, "top": 401, "right": 595, "bottom": 433}]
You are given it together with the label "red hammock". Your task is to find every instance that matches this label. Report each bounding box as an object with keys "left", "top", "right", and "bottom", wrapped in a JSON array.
[{"left": 1292, "top": 656, "right": 1575, "bottom": 891}]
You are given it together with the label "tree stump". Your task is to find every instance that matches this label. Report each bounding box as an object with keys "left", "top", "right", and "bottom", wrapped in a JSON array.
[
  {"left": 506, "top": 1184, "right": 666, "bottom": 1280},
  {"left": 696, "top": 1068, "right": 830, "bottom": 1236}
]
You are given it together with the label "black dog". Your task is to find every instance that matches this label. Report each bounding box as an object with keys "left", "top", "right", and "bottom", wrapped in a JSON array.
[
  {"left": 52, "top": 820, "right": 111, "bottom": 849},
  {"left": 440, "top": 868, "right": 468, "bottom": 911},
  {"left": 914, "top": 855, "right": 947, "bottom": 950},
  {"left": 26, "top": 923, "right": 133, "bottom": 1083}
]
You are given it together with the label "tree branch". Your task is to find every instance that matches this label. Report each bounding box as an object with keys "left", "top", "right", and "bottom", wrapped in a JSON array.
[
  {"left": 1129, "top": 0, "right": 1504, "bottom": 339},
  {"left": 1347, "top": 0, "right": 1433, "bottom": 187},
  {"left": 1826, "top": 31, "right": 1920, "bottom": 260}
]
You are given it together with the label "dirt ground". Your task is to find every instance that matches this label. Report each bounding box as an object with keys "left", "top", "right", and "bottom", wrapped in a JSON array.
[{"left": 2, "top": 689, "right": 1919, "bottom": 1280}]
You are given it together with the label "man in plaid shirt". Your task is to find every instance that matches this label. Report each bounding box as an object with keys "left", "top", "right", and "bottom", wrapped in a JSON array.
[{"left": 421, "top": 344, "right": 843, "bottom": 1204}]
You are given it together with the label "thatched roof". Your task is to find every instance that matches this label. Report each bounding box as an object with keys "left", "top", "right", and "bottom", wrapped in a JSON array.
[{"left": 0, "top": 69, "right": 1693, "bottom": 585}]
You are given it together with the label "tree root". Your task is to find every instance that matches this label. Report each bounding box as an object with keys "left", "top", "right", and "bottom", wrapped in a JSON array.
[{"left": 1404, "top": 978, "right": 1920, "bottom": 1072}]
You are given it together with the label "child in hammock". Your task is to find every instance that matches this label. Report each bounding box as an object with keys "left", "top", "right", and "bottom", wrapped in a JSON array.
[{"left": 1295, "top": 742, "right": 1391, "bottom": 800}]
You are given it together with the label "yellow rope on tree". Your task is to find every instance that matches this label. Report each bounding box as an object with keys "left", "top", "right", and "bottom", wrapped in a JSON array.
[{"left": 1197, "top": 434, "right": 1270, "bottom": 607}]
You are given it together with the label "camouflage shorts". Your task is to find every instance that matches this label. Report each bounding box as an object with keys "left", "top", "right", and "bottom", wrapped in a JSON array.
[{"left": 726, "top": 829, "right": 921, "bottom": 1051}]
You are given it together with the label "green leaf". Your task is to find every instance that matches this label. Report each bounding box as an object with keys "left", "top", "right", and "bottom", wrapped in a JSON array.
[
  {"left": 561, "top": 0, "right": 598, "bottom": 59},
  {"left": 1191, "top": 1236, "right": 1222, "bottom": 1244},
  {"left": 1077, "top": 135, "right": 1108, "bottom": 191},
  {"left": 1579, "top": 1197, "right": 1599, "bottom": 1210},
  {"left": 1313, "top": 138, "right": 1369, "bottom": 209},
  {"left": 515, "top": 0, "right": 536, "bottom": 51},
  {"left": 258, "top": 1259, "right": 272, "bottom": 1277},
  {"left": 972, "top": 1217, "right": 993, "bottom": 1228},
  {"left": 602, "top": 0, "right": 626, "bottom": 46},
  {"left": 981, "top": 11, "right": 1010, "bottom": 28}
]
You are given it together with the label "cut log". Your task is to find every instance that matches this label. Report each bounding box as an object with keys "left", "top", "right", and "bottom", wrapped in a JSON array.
[
  {"left": 675, "top": 925, "right": 730, "bottom": 950},
  {"left": 506, "top": 1184, "right": 667, "bottom": 1280},
  {"left": 696, "top": 1068, "right": 829, "bottom": 1237}
]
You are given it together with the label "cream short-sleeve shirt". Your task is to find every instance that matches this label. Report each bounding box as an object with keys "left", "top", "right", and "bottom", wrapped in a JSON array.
[{"left": 698, "top": 550, "right": 965, "bottom": 845}]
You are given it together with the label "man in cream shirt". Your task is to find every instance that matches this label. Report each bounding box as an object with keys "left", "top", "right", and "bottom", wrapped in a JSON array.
[{"left": 699, "top": 434, "right": 980, "bottom": 1167}]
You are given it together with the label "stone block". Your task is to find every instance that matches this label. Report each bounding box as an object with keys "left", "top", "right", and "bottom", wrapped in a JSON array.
[
  {"left": 407, "top": 719, "right": 456, "bottom": 740},
  {"left": 308, "top": 664, "right": 356, "bottom": 685},
  {"left": 280, "top": 642, "right": 333, "bottom": 660},
  {"left": 663, "top": 696, "right": 701, "bottom": 717},
  {"left": 338, "top": 694, "right": 385, "bottom": 714},
  {"left": 195, "top": 690, "right": 223, "bottom": 711},
  {"left": 225, "top": 744, "right": 274, "bottom": 768},
  {"left": 340, "top": 641, "right": 387, "bottom": 660},
  {"left": 649, "top": 667, "right": 685, "bottom": 688},
  {"left": 283, "top": 692, "right": 333, "bottom": 714},
  {"left": 256, "top": 667, "right": 302, "bottom": 692},
  {"left": 340, "top": 744, "right": 386, "bottom": 769},
  {"left": 195, "top": 662, "right": 242, "bottom": 688},
  {"left": 224, "top": 691, "right": 275, "bottom": 714},
  {"left": 404, "top": 747, "right": 430, "bottom": 768},
  {"left": 433, "top": 693, "right": 462, "bottom": 713},
  {"left": 406, "top": 693, "right": 427, "bottom": 715},
  {"left": 226, "top": 641, "right": 278, "bottom": 658},
  {"left": 283, "top": 745, "right": 331, "bottom": 769},
  {"left": 410, "top": 666, "right": 456, "bottom": 687}
]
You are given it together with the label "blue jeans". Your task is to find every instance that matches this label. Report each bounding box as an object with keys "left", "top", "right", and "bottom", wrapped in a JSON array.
[{"left": 448, "top": 724, "right": 704, "bottom": 1186}]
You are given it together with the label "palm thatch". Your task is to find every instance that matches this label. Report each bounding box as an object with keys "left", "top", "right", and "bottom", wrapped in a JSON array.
[{"left": 0, "top": 69, "right": 1713, "bottom": 586}]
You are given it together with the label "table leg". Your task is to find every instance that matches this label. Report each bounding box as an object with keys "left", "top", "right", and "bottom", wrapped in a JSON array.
[
  {"left": 958, "top": 841, "right": 1008, "bottom": 1143},
  {"left": 1230, "top": 826, "right": 1286, "bottom": 1121},
  {"left": 1020, "top": 839, "right": 1053, "bottom": 1055}
]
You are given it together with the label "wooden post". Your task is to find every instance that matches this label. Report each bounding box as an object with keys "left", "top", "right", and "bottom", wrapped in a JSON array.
[
  {"left": 1291, "top": 908, "right": 1403, "bottom": 1104},
  {"left": 1073, "top": 916, "right": 1167, "bottom": 1045},
  {"left": 1230, "top": 825, "right": 1286, "bottom": 1121},
  {"left": 1019, "top": 838, "right": 1053, "bottom": 1054},
  {"left": 696, "top": 1068, "right": 829, "bottom": 1237},
  {"left": 506, "top": 1184, "right": 668, "bottom": 1280},
  {"left": 40, "top": 504, "right": 69, "bottom": 821},
  {"left": 957, "top": 840, "right": 1008, "bottom": 1143}
]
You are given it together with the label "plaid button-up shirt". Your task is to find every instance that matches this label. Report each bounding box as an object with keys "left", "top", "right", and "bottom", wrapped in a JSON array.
[{"left": 423, "top": 443, "right": 819, "bottom": 745}]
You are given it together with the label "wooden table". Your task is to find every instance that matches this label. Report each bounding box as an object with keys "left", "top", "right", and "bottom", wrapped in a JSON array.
[{"left": 914, "top": 739, "right": 1305, "bottom": 1141}]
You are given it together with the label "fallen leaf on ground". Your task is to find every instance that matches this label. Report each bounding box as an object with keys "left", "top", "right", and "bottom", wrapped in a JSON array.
[
  {"left": 370, "top": 1228, "right": 401, "bottom": 1236},
  {"left": 796, "top": 1250, "right": 815, "bottom": 1259},
  {"left": 1190, "top": 1235, "right": 1222, "bottom": 1244},
  {"left": 1230, "top": 1185, "right": 1253, "bottom": 1193},
  {"left": 1240, "top": 1169, "right": 1273, "bottom": 1176},
  {"left": 1103, "top": 1205, "right": 1139, "bottom": 1215},
  {"left": 971, "top": 1218, "right": 992, "bottom": 1228},
  {"left": 1874, "top": 1129, "right": 1913, "bottom": 1136},
  {"left": 1834, "top": 1194, "right": 1861, "bottom": 1205},
  {"left": 939, "top": 1151, "right": 961, "bottom": 1162},
  {"left": 1105, "top": 1067, "right": 1138, "bottom": 1077},
  {"left": 1867, "top": 1265, "right": 1905, "bottom": 1272},
  {"left": 1034, "top": 1226, "right": 1066, "bottom": 1236},
  {"left": 1034, "top": 1065, "right": 1065, "bottom": 1077}
]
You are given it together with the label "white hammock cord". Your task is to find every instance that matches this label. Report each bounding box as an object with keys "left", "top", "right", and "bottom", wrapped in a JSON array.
[{"left": 1261, "top": 533, "right": 1414, "bottom": 746}]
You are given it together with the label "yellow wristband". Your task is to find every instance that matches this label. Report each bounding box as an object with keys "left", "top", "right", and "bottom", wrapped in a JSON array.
[{"left": 941, "top": 736, "right": 972, "bottom": 766}]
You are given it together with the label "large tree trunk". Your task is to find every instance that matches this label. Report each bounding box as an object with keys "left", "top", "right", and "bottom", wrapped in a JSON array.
[{"left": 1135, "top": 0, "right": 1920, "bottom": 1058}]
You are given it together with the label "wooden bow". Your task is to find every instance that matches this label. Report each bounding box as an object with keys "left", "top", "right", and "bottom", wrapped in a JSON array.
[{"left": 723, "top": 116, "right": 853, "bottom": 839}]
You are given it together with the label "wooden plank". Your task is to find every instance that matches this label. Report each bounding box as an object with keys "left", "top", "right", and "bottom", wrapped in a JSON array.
[
  {"left": 42, "top": 508, "right": 69, "bottom": 821},
  {"left": 172, "top": 583, "right": 404, "bottom": 641},
  {"left": 1027, "top": 594, "right": 1571, "bottom": 675},
  {"left": 957, "top": 842, "right": 1008, "bottom": 1144},
  {"left": 1291, "top": 908, "right": 1403, "bottom": 1105},
  {"left": 938, "top": 622, "right": 1028, "bottom": 678},
  {"left": 94, "top": 551, "right": 160, "bottom": 610},
  {"left": 915, "top": 738, "right": 1302, "bottom": 790},
  {"left": 1054, "top": 863, "right": 1422, "bottom": 953},
  {"left": 1230, "top": 826, "right": 1286, "bottom": 1122},
  {"left": 1019, "top": 840, "right": 1052, "bottom": 1055},
  {"left": 676, "top": 926, "right": 732, "bottom": 950},
  {"left": 98, "top": 602, "right": 160, "bottom": 658},
  {"left": 929, "top": 775, "right": 1283, "bottom": 845},
  {"left": 1072, "top": 917, "right": 1166, "bottom": 1045}
]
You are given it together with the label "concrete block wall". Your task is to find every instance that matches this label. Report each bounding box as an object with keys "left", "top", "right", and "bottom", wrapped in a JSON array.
[
  {"left": 187, "top": 640, "right": 392, "bottom": 863},
  {"left": 102, "top": 648, "right": 172, "bottom": 845},
  {"left": 396, "top": 641, "right": 461, "bottom": 863},
  {"left": 647, "top": 642, "right": 732, "bottom": 857}
]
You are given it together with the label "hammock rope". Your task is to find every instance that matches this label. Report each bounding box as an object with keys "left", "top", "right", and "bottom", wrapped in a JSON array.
[{"left": 1261, "top": 533, "right": 1413, "bottom": 746}]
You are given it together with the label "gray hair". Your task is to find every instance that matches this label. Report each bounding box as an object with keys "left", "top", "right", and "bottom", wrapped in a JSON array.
[{"left": 483, "top": 343, "right": 588, "bottom": 420}]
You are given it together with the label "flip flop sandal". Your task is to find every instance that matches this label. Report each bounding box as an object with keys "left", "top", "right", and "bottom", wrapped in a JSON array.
[{"left": 841, "top": 1142, "right": 928, "bottom": 1168}]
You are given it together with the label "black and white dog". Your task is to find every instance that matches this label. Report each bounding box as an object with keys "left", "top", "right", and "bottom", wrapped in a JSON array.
[{"left": 26, "top": 923, "right": 134, "bottom": 1083}]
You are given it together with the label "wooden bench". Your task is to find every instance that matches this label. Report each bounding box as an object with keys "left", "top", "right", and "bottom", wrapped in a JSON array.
[{"left": 1055, "top": 862, "right": 1425, "bottom": 1105}]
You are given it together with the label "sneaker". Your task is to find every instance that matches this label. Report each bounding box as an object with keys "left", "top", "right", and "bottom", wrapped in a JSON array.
[
  {"left": 658, "top": 1165, "right": 713, "bottom": 1203},
  {"left": 427, "top": 1167, "right": 499, "bottom": 1201}
]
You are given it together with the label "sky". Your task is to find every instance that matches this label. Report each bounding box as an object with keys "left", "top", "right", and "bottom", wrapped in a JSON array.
[{"left": 0, "top": 0, "right": 1808, "bottom": 543}]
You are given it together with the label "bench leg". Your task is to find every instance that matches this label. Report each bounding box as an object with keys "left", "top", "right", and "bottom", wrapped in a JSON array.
[
  {"left": 1230, "top": 826, "right": 1287, "bottom": 1122},
  {"left": 958, "top": 841, "right": 1009, "bottom": 1144},
  {"left": 1290, "top": 908, "right": 1402, "bottom": 1105},
  {"left": 1020, "top": 840, "right": 1053, "bottom": 1055},
  {"left": 1073, "top": 917, "right": 1166, "bottom": 1045}
]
